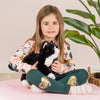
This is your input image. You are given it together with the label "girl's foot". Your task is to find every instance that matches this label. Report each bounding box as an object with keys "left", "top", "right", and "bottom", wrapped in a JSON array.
[
  {"left": 21, "top": 80, "right": 31, "bottom": 89},
  {"left": 69, "top": 84, "right": 92, "bottom": 95},
  {"left": 31, "top": 84, "right": 45, "bottom": 94}
]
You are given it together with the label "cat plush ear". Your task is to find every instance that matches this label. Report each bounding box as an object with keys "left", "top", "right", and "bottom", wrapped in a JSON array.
[
  {"left": 41, "top": 41, "right": 48, "bottom": 48},
  {"left": 49, "top": 41, "right": 58, "bottom": 48},
  {"left": 40, "top": 41, "right": 48, "bottom": 54}
]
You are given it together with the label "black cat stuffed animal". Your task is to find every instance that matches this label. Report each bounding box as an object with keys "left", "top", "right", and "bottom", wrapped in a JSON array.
[{"left": 21, "top": 41, "right": 60, "bottom": 81}]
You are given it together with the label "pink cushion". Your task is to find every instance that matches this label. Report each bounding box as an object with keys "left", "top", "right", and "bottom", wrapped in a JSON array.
[{"left": 0, "top": 79, "right": 100, "bottom": 100}]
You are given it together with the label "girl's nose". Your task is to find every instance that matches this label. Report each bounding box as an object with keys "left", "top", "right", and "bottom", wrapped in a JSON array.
[{"left": 49, "top": 24, "right": 53, "bottom": 29}]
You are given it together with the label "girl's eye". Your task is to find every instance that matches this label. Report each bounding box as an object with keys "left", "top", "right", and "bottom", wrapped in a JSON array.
[
  {"left": 44, "top": 23, "right": 48, "bottom": 25},
  {"left": 53, "top": 22, "right": 57, "bottom": 25}
]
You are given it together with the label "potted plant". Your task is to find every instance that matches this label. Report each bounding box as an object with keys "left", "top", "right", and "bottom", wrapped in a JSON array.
[{"left": 63, "top": 0, "right": 100, "bottom": 87}]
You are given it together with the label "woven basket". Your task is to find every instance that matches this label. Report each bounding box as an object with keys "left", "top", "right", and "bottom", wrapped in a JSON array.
[{"left": 88, "top": 67, "right": 100, "bottom": 87}]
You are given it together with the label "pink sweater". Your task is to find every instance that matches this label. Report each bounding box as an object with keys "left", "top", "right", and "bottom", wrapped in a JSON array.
[{"left": 9, "top": 40, "right": 75, "bottom": 74}]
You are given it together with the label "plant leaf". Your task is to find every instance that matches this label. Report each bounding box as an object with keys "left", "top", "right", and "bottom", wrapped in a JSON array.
[
  {"left": 87, "top": 0, "right": 99, "bottom": 11},
  {"left": 87, "top": 0, "right": 97, "bottom": 6},
  {"left": 66, "top": 9, "right": 95, "bottom": 20},
  {"left": 68, "top": 34, "right": 93, "bottom": 47},
  {"left": 64, "top": 29, "right": 80, "bottom": 38},
  {"left": 87, "top": 0, "right": 94, "bottom": 6},
  {"left": 63, "top": 17, "right": 91, "bottom": 35},
  {"left": 92, "top": 28, "right": 100, "bottom": 39}
]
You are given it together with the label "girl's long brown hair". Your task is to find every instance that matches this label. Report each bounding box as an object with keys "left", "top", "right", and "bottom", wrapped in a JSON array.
[{"left": 26, "top": 5, "right": 68, "bottom": 63}]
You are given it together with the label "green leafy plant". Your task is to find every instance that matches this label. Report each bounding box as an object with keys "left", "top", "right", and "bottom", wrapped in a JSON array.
[{"left": 63, "top": 0, "right": 100, "bottom": 59}]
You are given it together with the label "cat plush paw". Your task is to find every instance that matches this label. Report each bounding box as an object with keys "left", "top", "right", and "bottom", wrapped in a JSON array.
[{"left": 47, "top": 73, "right": 56, "bottom": 79}]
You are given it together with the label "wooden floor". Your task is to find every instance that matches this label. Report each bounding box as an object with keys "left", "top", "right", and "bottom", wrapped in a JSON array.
[{"left": 0, "top": 73, "right": 21, "bottom": 81}]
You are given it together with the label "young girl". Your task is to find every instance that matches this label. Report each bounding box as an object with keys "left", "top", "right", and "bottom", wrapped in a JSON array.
[{"left": 9, "top": 5, "right": 92, "bottom": 95}]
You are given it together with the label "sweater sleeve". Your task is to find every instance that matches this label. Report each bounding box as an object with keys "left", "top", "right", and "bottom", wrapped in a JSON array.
[
  {"left": 8, "top": 40, "right": 35, "bottom": 74},
  {"left": 58, "top": 44, "right": 75, "bottom": 74}
]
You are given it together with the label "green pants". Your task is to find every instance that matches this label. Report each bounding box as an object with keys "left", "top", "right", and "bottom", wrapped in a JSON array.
[{"left": 26, "top": 69, "right": 88, "bottom": 94}]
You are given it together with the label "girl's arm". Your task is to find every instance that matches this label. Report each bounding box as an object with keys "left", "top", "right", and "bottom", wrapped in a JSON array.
[
  {"left": 58, "top": 44, "right": 75, "bottom": 74},
  {"left": 8, "top": 40, "right": 35, "bottom": 74}
]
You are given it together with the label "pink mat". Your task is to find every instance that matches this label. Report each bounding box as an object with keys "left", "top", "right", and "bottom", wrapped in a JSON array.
[{"left": 0, "top": 79, "right": 100, "bottom": 100}]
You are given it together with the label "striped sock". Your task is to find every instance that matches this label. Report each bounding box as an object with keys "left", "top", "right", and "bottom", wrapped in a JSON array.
[
  {"left": 21, "top": 80, "right": 45, "bottom": 93},
  {"left": 21, "top": 80, "right": 31, "bottom": 89},
  {"left": 69, "top": 84, "right": 92, "bottom": 95},
  {"left": 31, "top": 84, "right": 45, "bottom": 94}
]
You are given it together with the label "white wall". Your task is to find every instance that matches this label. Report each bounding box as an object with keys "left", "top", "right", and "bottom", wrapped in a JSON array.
[{"left": 0, "top": 0, "right": 100, "bottom": 73}]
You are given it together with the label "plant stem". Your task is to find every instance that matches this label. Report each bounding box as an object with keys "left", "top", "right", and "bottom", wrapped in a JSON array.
[
  {"left": 90, "top": 0, "right": 100, "bottom": 17},
  {"left": 79, "top": 0, "right": 91, "bottom": 14},
  {"left": 79, "top": 0, "right": 98, "bottom": 28},
  {"left": 92, "top": 47, "right": 100, "bottom": 59},
  {"left": 88, "top": 38, "right": 100, "bottom": 58},
  {"left": 92, "top": 20, "right": 98, "bottom": 28},
  {"left": 98, "top": 0, "right": 100, "bottom": 18},
  {"left": 90, "top": 35, "right": 100, "bottom": 56},
  {"left": 98, "top": 0, "right": 100, "bottom": 11}
]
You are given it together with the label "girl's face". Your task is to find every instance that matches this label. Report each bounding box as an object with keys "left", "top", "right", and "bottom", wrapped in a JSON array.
[{"left": 41, "top": 13, "right": 59, "bottom": 41}]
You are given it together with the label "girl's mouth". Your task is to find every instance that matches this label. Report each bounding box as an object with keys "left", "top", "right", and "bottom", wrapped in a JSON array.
[{"left": 48, "top": 31, "right": 55, "bottom": 34}]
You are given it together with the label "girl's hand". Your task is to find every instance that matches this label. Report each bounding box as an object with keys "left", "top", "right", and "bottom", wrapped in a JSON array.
[
  {"left": 31, "top": 61, "right": 38, "bottom": 70},
  {"left": 51, "top": 60, "right": 61, "bottom": 73}
]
